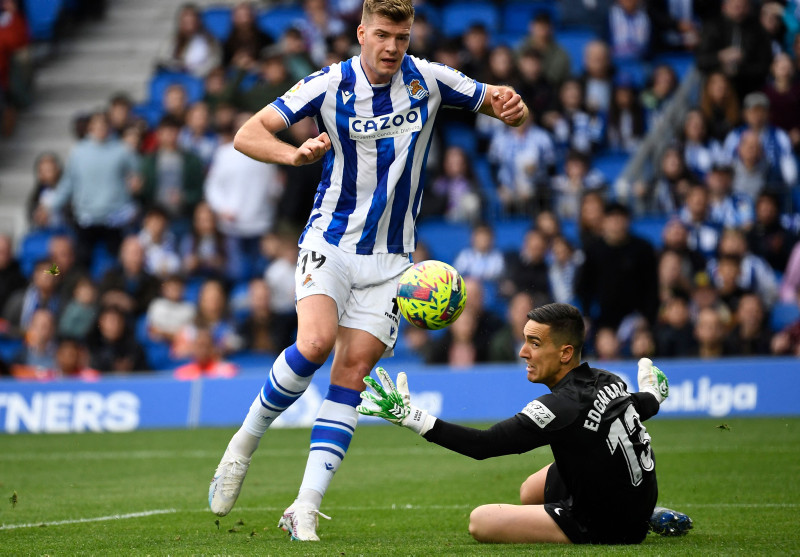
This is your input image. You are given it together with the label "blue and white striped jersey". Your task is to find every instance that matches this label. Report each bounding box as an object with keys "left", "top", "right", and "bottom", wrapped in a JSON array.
[{"left": 270, "top": 54, "right": 487, "bottom": 255}]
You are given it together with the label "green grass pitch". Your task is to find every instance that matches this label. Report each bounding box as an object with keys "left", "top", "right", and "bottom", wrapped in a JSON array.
[{"left": 2, "top": 418, "right": 799, "bottom": 556}]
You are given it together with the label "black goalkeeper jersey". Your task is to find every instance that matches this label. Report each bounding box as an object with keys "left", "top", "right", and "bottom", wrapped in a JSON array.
[{"left": 423, "top": 362, "right": 660, "bottom": 538}]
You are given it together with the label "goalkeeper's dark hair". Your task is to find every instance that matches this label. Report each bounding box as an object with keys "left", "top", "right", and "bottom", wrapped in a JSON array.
[{"left": 527, "top": 303, "right": 584, "bottom": 360}]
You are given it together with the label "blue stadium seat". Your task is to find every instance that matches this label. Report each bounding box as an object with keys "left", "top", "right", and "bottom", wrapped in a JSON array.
[
  {"left": 23, "top": 0, "right": 64, "bottom": 41},
  {"left": 614, "top": 59, "right": 649, "bottom": 89},
  {"left": 202, "top": 6, "right": 234, "bottom": 41},
  {"left": 630, "top": 216, "right": 668, "bottom": 248},
  {"left": 555, "top": 28, "right": 598, "bottom": 76},
  {"left": 770, "top": 302, "right": 800, "bottom": 332},
  {"left": 652, "top": 52, "right": 695, "bottom": 80},
  {"left": 441, "top": 122, "right": 477, "bottom": 156},
  {"left": 144, "top": 341, "right": 175, "bottom": 372},
  {"left": 131, "top": 102, "right": 163, "bottom": 129},
  {"left": 416, "top": 220, "right": 471, "bottom": 264},
  {"left": 414, "top": 3, "right": 441, "bottom": 29},
  {"left": 592, "top": 151, "right": 630, "bottom": 184},
  {"left": 148, "top": 70, "right": 206, "bottom": 107},
  {"left": 440, "top": 3, "right": 500, "bottom": 37},
  {"left": 90, "top": 243, "right": 117, "bottom": 281},
  {"left": 19, "top": 230, "right": 55, "bottom": 277},
  {"left": 502, "top": 1, "right": 557, "bottom": 36},
  {"left": 495, "top": 219, "right": 532, "bottom": 253},
  {"left": 0, "top": 336, "right": 23, "bottom": 361},
  {"left": 183, "top": 277, "right": 205, "bottom": 304},
  {"left": 472, "top": 155, "right": 503, "bottom": 221},
  {"left": 256, "top": 5, "right": 306, "bottom": 40}
]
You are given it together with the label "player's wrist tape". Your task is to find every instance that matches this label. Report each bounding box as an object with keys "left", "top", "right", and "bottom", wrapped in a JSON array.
[{"left": 401, "top": 406, "right": 437, "bottom": 436}]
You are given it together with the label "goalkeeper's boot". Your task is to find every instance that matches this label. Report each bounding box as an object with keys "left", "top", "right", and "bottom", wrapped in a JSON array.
[
  {"left": 278, "top": 501, "right": 331, "bottom": 541},
  {"left": 649, "top": 506, "right": 693, "bottom": 536},
  {"left": 208, "top": 448, "right": 251, "bottom": 516}
]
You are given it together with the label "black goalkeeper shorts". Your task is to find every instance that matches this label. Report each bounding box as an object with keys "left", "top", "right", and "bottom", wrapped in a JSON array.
[{"left": 542, "top": 463, "right": 650, "bottom": 545}]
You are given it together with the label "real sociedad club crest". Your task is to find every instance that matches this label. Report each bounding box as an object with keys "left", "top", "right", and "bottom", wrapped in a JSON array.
[{"left": 406, "top": 79, "right": 429, "bottom": 100}]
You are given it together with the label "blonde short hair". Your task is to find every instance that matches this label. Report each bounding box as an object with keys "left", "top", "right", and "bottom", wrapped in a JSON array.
[{"left": 361, "top": 0, "right": 414, "bottom": 24}]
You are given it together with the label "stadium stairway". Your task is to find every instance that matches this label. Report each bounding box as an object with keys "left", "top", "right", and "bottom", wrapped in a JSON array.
[{"left": 0, "top": 0, "right": 190, "bottom": 243}]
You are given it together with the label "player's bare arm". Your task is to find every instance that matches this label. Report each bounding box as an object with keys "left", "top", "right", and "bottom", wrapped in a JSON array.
[
  {"left": 479, "top": 84, "right": 528, "bottom": 127},
  {"left": 233, "top": 106, "right": 331, "bottom": 167}
]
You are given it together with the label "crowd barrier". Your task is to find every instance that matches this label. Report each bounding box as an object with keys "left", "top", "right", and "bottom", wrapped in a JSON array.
[{"left": 0, "top": 358, "right": 798, "bottom": 434}]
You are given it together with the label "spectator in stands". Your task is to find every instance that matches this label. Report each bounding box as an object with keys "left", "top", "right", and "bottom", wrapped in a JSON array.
[
  {"left": 178, "top": 101, "right": 218, "bottom": 168},
  {"left": 560, "top": 0, "right": 614, "bottom": 36},
  {"left": 640, "top": 65, "right": 678, "bottom": 131},
  {"left": 232, "top": 45, "right": 297, "bottom": 114},
  {"left": 202, "top": 66, "right": 235, "bottom": 116},
  {"left": 534, "top": 210, "right": 562, "bottom": 246},
  {"left": 544, "top": 78, "right": 605, "bottom": 157},
  {"left": 10, "top": 308, "right": 57, "bottom": 376},
  {"left": 98, "top": 235, "right": 160, "bottom": 317},
  {"left": 237, "top": 278, "right": 280, "bottom": 354},
  {"left": 693, "top": 306, "right": 731, "bottom": 358},
  {"left": 454, "top": 223, "right": 505, "bottom": 283},
  {"left": 299, "top": 0, "right": 347, "bottom": 67},
  {"left": 488, "top": 291, "right": 535, "bottom": 362},
  {"left": 3, "top": 259, "right": 60, "bottom": 334},
  {"left": 548, "top": 235, "right": 579, "bottom": 305},
  {"left": 485, "top": 45, "right": 521, "bottom": 98},
  {"left": 28, "top": 152, "right": 67, "bottom": 231},
  {"left": 746, "top": 192, "right": 796, "bottom": 273},
  {"left": 709, "top": 227, "right": 779, "bottom": 307},
  {"left": 551, "top": 150, "right": 606, "bottom": 220},
  {"left": 696, "top": 0, "right": 774, "bottom": 100},
  {"left": 146, "top": 274, "right": 195, "bottom": 343},
  {"left": 593, "top": 326, "right": 622, "bottom": 360},
  {"left": 222, "top": 1, "right": 274, "bottom": 67},
  {"left": 53, "top": 338, "right": 99, "bottom": 381},
  {"left": 760, "top": 1, "right": 788, "bottom": 56},
  {"left": 205, "top": 112, "right": 284, "bottom": 274},
  {"left": 699, "top": 71, "right": 741, "bottom": 143},
  {"left": 425, "top": 307, "right": 488, "bottom": 367},
  {"left": 0, "top": 0, "right": 29, "bottom": 137},
  {"left": 580, "top": 40, "right": 614, "bottom": 116},
  {"left": 106, "top": 93, "right": 135, "bottom": 139},
  {"left": 406, "top": 11, "right": 436, "bottom": 60},
  {"left": 607, "top": 0, "right": 652, "bottom": 61},
  {"left": 488, "top": 112, "right": 555, "bottom": 215},
  {"left": 180, "top": 201, "right": 241, "bottom": 282},
  {"left": 714, "top": 253, "right": 750, "bottom": 311},
  {"left": 706, "top": 163, "right": 754, "bottom": 230},
  {"left": 762, "top": 53, "right": 800, "bottom": 154},
  {"left": 174, "top": 327, "right": 238, "bottom": 380},
  {"left": 680, "top": 109, "right": 722, "bottom": 182},
  {"left": 460, "top": 23, "right": 491, "bottom": 85},
  {"left": 724, "top": 292, "right": 772, "bottom": 354},
  {"left": 37, "top": 112, "right": 141, "bottom": 268},
  {"left": 139, "top": 115, "right": 204, "bottom": 229},
  {"left": 606, "top": 76, "right": 646, "bottom": 154},
  {"left": 426, "top": 145, "right": 481, "bottom": 224},
  {"left": 0, "top": 234, "right": 25, "bottom": 319},
  {"left": 690, "top": 269, "right": 732, "bottom": 322},
  {"left": 577, "top": 190, "right": 606, "bottom": 248},
  {"left": 661, "top": 217, "right": 706, "bottom": 277},
  {"left": 630, "top": 324, "right": 656, "bottom": 359},
  {"left": 280, "top": 26, "right": 316, "bottom": 82},
  {"left": 722, "top": 92, "right": 797, "bottom": 191},
  {"left": 640, "top": 146, "right": 693, "bottom": 215},
  {"left": 576, "top": 201, "right": 659, "bottom": 330},
  {"left": 779, "top": 242, "right": 800, "bottom": 303},
  {"left": 138, "top": 206, "right": 182, "bottom": 279},
  {"left": 172, "top": 278, "right": 242, "bottom": 359},
  {"left": 57, "top": 276, "right": 97, "bottom": 342},
  {"left": 88, "top": 305, "right": 149, "bottom": 373},
  {"left": 516, "top": 49, "right": 556, "bottom": 121},
  {"left": 261, "top": 230, "right": 298, "bottom": 351},
  {"left": 500, "top": 228, "right": 551, "bottom": 300},
  {"left": 47, "top": 234, "right": 83, "bottom": 306},
  {"left": 647, "top": 0, "right": 701, "bottom": 52},
  {"left": 275, "top": 117, "right": 323, "bottom": 230},
  {"left": 679, "top": 183, "right": 722, "bottom": 262},
  {"left": 657, "top": 249, "right": 694, "bottom": 304},
  {"left": 730, "top": 130, "right": 771, "bottom": 200},
  {"left": 654, "top": 292, "right": 696, "bottom": 357},
  {"left": 517, "top": 12, "right": 571, "bottom": 88},
  {"left": 158, "top": 2, "right": 221, "bottom": 78}
]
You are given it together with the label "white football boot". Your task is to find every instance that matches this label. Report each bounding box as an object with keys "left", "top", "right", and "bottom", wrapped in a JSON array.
[
  {"left": 278, "top": 501, "right": 331, "bottom": 541},
  {"left": 208, "top": 448, "right": 251, "bottom": 516}
]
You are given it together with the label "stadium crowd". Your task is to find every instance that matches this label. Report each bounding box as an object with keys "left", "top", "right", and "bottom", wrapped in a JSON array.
[{"left": 1, "top": 0, "right": 799, "bottom": 381}]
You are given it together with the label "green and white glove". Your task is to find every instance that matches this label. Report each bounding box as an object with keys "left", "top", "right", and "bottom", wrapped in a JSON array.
[
  {"left": 357, "top": 367, "right": 436, "bottom": 435},
  {"left": 637, "top": 357, "right": 669, "bottom": 404}
]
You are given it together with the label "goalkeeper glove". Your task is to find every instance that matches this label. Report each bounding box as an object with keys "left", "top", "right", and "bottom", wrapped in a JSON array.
[
  {"left": 356, "top": 367, "right": 437, "bottom": 435},
  {"left": 637, "top": 357, "right": 669, "bottom": 404}
]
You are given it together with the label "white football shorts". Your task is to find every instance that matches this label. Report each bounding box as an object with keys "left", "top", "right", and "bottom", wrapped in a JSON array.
[{"left": 295, "top": 235, "right": 413, "bottom": 355}]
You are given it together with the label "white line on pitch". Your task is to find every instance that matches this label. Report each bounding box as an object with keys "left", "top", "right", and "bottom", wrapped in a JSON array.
[{"left": 0, "top": 509, "right": 177, "bottom": 530}]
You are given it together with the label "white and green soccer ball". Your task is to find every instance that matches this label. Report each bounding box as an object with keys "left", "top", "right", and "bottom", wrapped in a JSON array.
[{"left": 396, "top": 260, "right": 467, "bottom": 330}]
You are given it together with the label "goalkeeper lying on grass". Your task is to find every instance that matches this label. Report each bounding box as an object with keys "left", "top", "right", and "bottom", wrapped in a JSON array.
[{"left": 358, "top": 302, "right": 692, "bottom": 545}]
